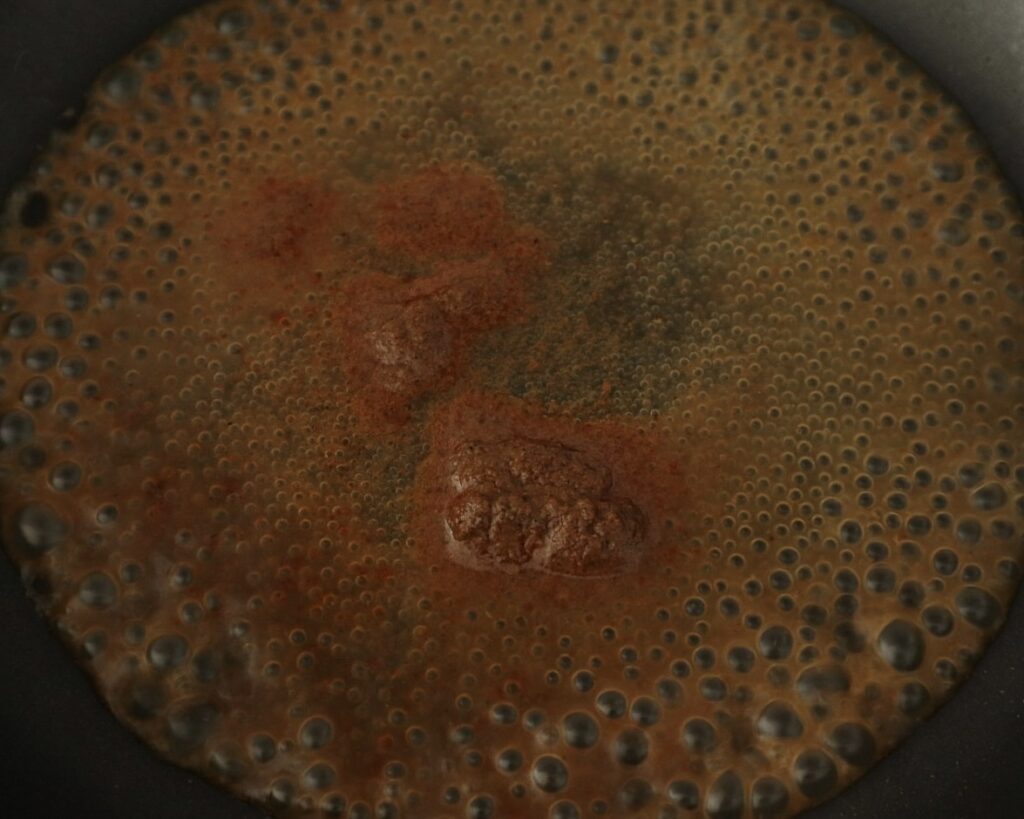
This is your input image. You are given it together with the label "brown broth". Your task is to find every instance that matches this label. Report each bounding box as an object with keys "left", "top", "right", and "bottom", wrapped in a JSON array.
[{"left": 0, "top": 1, "right": 1022, "bottom": 817}]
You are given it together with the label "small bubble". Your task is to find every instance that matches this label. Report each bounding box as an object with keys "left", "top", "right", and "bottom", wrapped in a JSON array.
[
  {"left": 299, "top": 717, "right": 334, "bottom": 750},
  {"left": 102, "top": 65, "right": 141, "bottom": 102},
  {"left": 827, "top": 723, "right": 877, "bottom": 767},
  {"left": 667, "top": 780, "right": 700, "bottom": 810},
  {"left": 612, "top": 728, "right": 648, "bottom": 766},
  {"left": 217, "top": 8, "right": 252, "bottom": 35},
  {"left": 705, "top": 771, "right": 744, "bottom": 819},
  {"left": 47, "top": 254, "right": 86, "bottom": 284},
  {"left": 496, "top": 748, "right": 523, "bottom": 773},
  {"left": 79, "top": 572, "right": 118, "bottom": 608},
  {"left": 531, "top": 755, "right": 569, "bottom": 793},
  {"left": 563, "top": 712, "right": 599, "bottom": 749},
  {"left": 617, "top": 778, "right": 653, "bottom": 811},
  {"left": 147, "top": 634, "right": 190, "bottom": 670},
  {"left": 596, "top": 689, "right": 627, "bottom": 719},
  {"left": 937, "top": 218, "right": 970, "bottom": 246},
  {"left": 750, "top": 776, "right": 790, "bottom": 818},
  {"left": 876, "top": 619, "right": 925, "bottom": 671},
  {"left": 681, "top": 717, "right": 717, "bottom": 753},
  {"left": 15, "top": 503, "right": 68, "bottom": 554},
  {"left": 792, "top": 749, "right": 838, "bottom": 798},
  {"left": 956, "top": 587, "right": 1002, "bottom": 629},
  {"left": 756, "top": 701, "right": 804, "bottom": 739}
]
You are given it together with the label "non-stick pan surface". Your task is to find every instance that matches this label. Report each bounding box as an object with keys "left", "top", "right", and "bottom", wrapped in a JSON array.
[{"left": 0, "top": 1, "right": 1021, "bottom": 817}]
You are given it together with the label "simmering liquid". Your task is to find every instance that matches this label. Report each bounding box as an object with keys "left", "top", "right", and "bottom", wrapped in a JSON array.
[{"left": 0, "top": 1, "right": 1021, "bottom": 817}]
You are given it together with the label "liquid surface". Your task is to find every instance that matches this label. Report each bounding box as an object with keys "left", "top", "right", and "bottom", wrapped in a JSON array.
[{"left": 1, "top": 1, "right": 1022, "bottom": 818}]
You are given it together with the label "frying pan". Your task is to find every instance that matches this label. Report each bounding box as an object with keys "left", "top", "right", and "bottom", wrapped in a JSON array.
[{"left": 0, "top": 1, "right": 1021, "bottom": 817}]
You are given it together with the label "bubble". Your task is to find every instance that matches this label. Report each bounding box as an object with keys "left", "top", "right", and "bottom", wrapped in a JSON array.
[
  {"left": 571, "top": 670, "right": 595, "bottom": 693},
  {"left": 750, "top": 776, "right": 789, "bottom": 818},
  {"left": 796, "top": 664, "right": 851, "bottom": 701},
  {"left": 617, "top": 778, "right": 654, "bottom": 811},
  {"left": 937, "top": 219, "right": 970, "bottom": 246},
  {"left": 726, "top": 646, "right": 755, "bottom": 673},
  {"left": 42, "top": 313, "right": 72, "bottom": 339},
  {"left": 96, "top": 504, "right": 119, "bottom": 525},
  {"left": 705, "top": 771, "right": 744, "bottom": 819},
  {"left": 490, "top": 702, "right": 518, "bottom": 725},
  {"left": 876, "top": 620, "right": 926, "bottom": 671},
  {"left": 933, "top": 548, "right": 959, "bottom": 576},
  {"left": 376, "top": 798, "right": 408, "bottom": 819},
  {"left": 147, "top": 634, "right": 190, "bottom": 671},
  {"left": 628, "top": 697, "right": 660, "bottom": 727},
  {"left": 667, "top": 780, "right": 700, "bottom": 810},
  {"left": 14, "top": 503, "right": 68, "bottom": 554},
  {"left": 82, "top": 629, "right": 108, "bottom": 658},
  {"left": 321, "top": 794, "right": 347, "bottom": 817},
  {"left": 838, "top": 520, "right": 863, "bottom": 545},
  {"left": 834, "top": 621, "right": 866, "bottom": 653},
  {"left": 47, "top": 254, "right": 86, "bottom": 285},
  {"left": 863, "top": 566, "right": 895, "bottom": 595},
  {"left": 562, "top": 712, "right": 599, "bottom": 749},
  {"left": 970, "top": 482, "right": 1007, "bottom": 510},
  {"left": 467, "top": 795, "right": 495, "bottom": 819},
  {"left": 921, "top": 605, "right": 955, "bottom": 637},
  {"left": 1, "top": 410, "right": 36, "bottom": 446},
  {"left": 656, "top": 678, "right": 682, "bottom": 704},
  {"left": 21, "top": 376, "right": 54, "bottom": 409},
  {"left": 826, "top": 722, "right": 877, "bottom": 767},
  {"left": 167, "top": 701, "right": 220, "bottom": 751},
  {"left": 24, "top": 344, "right": 58, "bottom": 371},
  {"left": 792, "top": 749, "right": 838, "bottom": 799},
  {"left": 931, "top": 161, "right": 964, "bottom": 183},
  {"left": 755, "top": 702, "right": 804, "bottom": 739},
  {"left": 79, "top": 572, "right": 118, "bottom": 608},
  {"left": 496, "top": 748, "right": 523, "bottom": 773},
  {"left": 101, "top": 65, "right": 141, "bottom": 103},
  {"left": 550, "top": 801, "right": 581, "bottom": 819},
  {"left": 268, "top": 779, "right": 294, "bottom": 808},
  {"left": 6, "top": 312, "right": 37, "bottom": 339},
  {"left": 681, "top": 717, "right": 717, "bottom": 753},
  {"left": 829, "top": 13, "right": 862, "bottom": 37},
  {"left": 249, "top": 734, "right": 276, "bottom": 763},
  {"left": 210, "top": 746, "right": 249, "bottom": 782},
  {"left": 684, "top": 598, "right": 706, "bottom": 617},
  {"left": 897, "top": 682, "right": 932, "bottom": 716},
  {"left": 531, "top": 755, "right": 569, "bottom": 793},
  {"left": 596, "top": 689, "right": 627, "bottom": 719},
  {"left": 698, "top": 676, "right": 727, "bottom": 702},
  {"left": 757, "top": 625, "right": 794, "bottom": 660},
  {"left": 955, "top": 587, "right": 1003, "bottom": 629},
  {"left": 612, "top": 728, "right": 649, "bottom": 766},
  {"left": 300, "top": 717, "right": 335, "bottom": 750},
  {"left": 524, "top": 710, "right": 546, "bottom": 731},
  {"left": 955, "top": 517, "right": 983, "bottom": 545},
  {"left": 0, "top": 253, "right": 28, "bottom": 289},
  {"left": 217, "top": 7, "right": 251, "bottom": 35},
  {"left": 124, "top": 679, "right": 167, "bottom": 720}
]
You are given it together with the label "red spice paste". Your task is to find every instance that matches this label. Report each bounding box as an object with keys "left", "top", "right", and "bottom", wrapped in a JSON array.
[
  {"left": 334, "top": 165, "right": 548, "bottom": 426},
  {"left": 409, "top": 392, "right": 707, "bottom": 607}
]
